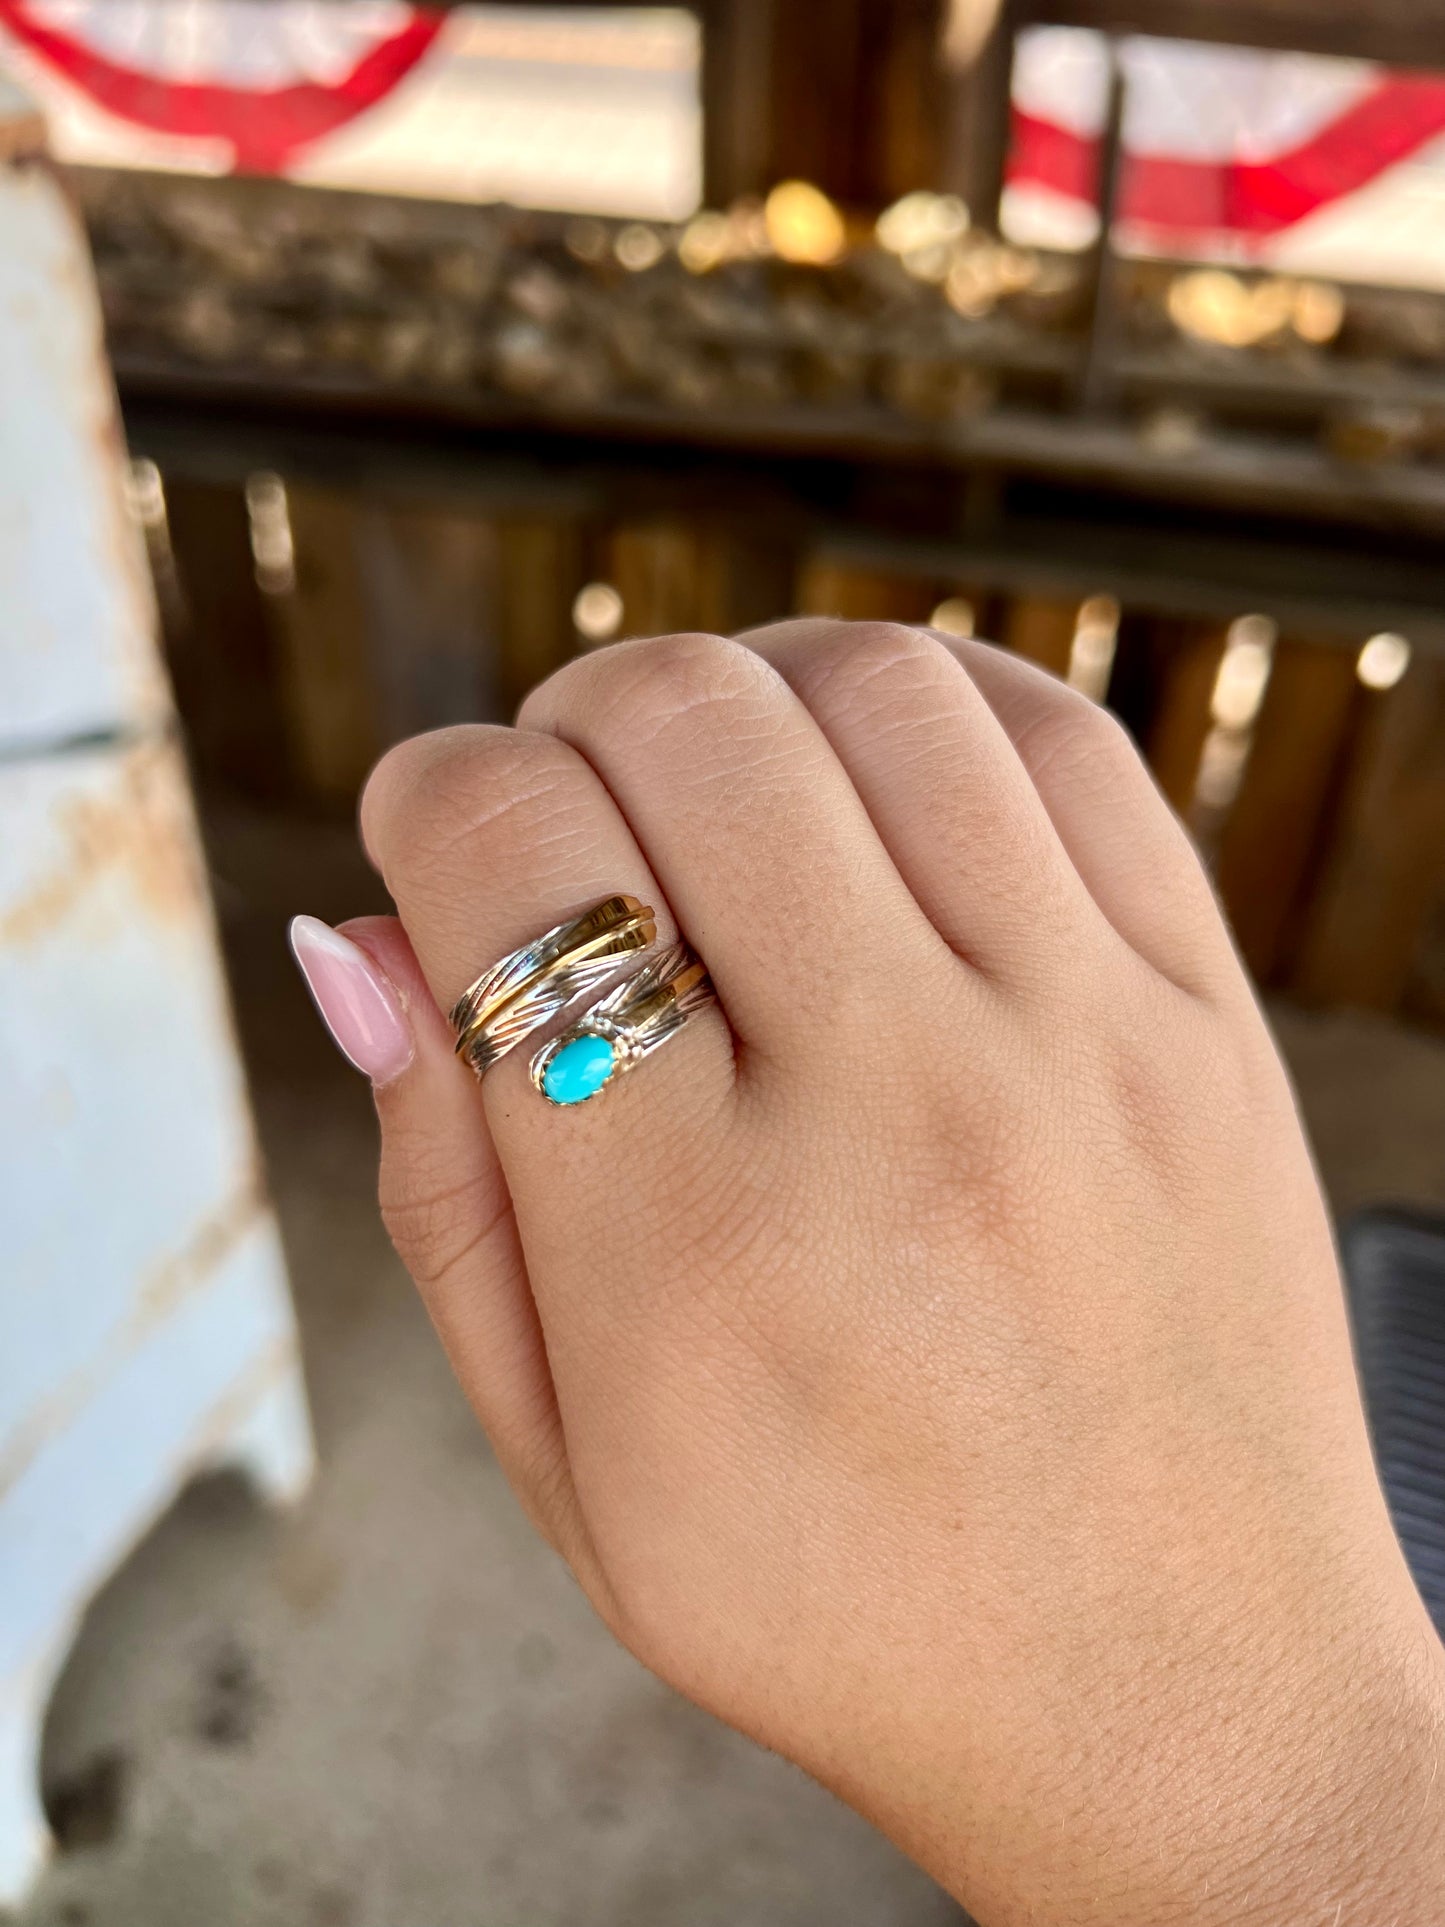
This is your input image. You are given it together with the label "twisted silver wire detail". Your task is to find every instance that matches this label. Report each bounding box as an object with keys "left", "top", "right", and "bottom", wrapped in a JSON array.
[{"left": 450, "top": 896, "right": 656, "bottom": 1076}]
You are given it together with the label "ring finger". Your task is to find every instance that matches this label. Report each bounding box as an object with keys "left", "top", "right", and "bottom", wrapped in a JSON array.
[{"left": 359, "top": 724, "right": 738, "bottom": 1339}]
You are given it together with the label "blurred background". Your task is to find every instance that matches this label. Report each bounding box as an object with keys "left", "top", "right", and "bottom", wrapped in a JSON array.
[{"left": 3, "top": 3, "right": 1445, "bottom": 1923}]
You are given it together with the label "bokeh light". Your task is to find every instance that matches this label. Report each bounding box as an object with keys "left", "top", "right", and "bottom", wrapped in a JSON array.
[
  {"left": 764, "top": 181, "right": 846, "bottom": 266},
  {"left": 1357, "top": 632, "right": 1412, "bottom": 690},
  {"left": 929, "top": 597, "right": 976, "bottom": 637},
  {"left": 573, "top": 581, "right": 625, "bottom": 644}
]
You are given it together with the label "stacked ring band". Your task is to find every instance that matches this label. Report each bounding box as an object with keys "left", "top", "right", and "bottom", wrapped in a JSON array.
[
  {"left": 531, "top": 943, "right": 715, "bottom": 1107},
  {"left": 450, "top": 894, "right": 657, "bottom": 1076}
]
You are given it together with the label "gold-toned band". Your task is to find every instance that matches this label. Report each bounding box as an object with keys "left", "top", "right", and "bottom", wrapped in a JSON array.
[{"left": 450, "top": 894, "right": 657, "bottom": 1076}]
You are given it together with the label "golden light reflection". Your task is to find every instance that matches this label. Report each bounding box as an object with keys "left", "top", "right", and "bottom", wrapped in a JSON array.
[
  {"left": 125, "top": 457, "right": 166, "bottom": 531},
  {"left": 679, "top": 199, "right": 772, "bottom": 272},
  {"left": 1192, "top": 614, "right": 1278, "bottom": 834},
  {"left": 1357, "top": 632, "right": 1412, "bottom": 690},
  {"left": 929, "top": 596, "right": 976, "bottom": 637},
  {"left": 573, "top": 581, "right": 624, "bottom": 645},
  {"left": 564, "top": 217, "right": 610, "bottom": 265},
  {"left": 615, "top": 223, "right": 664, "bottom": 272},
  {"left": 876, "top": 191, "right": 969, "bottom": 258},
  {"left": 1067, "top": 595, "right": 1121, "bottom": 704},
  {"left": 943, "top": 0, "right": 1005, "bottom": 67},
  {"left": 945, "top": 243, "right": 1038, "bottom": 317},
  {"left": 244, "top": 471, "right": 296, "bottom": 598},
  {"left": 1194, "top": 728, "right": 1254, "bottom": 816},
  {"left": 126, "top": 457, "right": 187, "bottom": 629},
  {"left": 764, "top": 181, "right": 847, "bottom": 266},
  {"left": 1167, "top": 270, "right": 1345, "bottom": 349},
  {"left": 1210, "top": 614, "right": 1277, "bottom": 730},
  {"left": 1293, "top": 280, "right": 1346, "bottom": 345},
  {"left": 678, "top": 209, "right": 730, "bottom": 274}
]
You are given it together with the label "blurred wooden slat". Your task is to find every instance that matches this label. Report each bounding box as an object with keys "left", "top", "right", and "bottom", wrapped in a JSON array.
[
  {"left": 702, "top": 0, "right": 948, "bottom": 208},
  {"left": 861, "top": 0, "right": 953, "bottom": 208},
  {"left": 1142, "top": 619, "right": 1230, "bottom": 816},
  {"left": 279, "top": 493, "right": 502, "bottom": 802},
  {"left": 609, "top": 520, "right": 800, "bottom": 640},
  {"left": 351, "top": 504, "right": 493, "bottom": 744},
  {"left": 271, "top": 485, "right": 384, "bottom": 806},
  {"left": 795, "top": 559, "right": 941, "bottom": 625},
  {"left": 1025, "top": 0, "right": 1445, "bottom": 65},
  {"left": 1291, "top": 652, "right": 1445, "bottom": 1010},
  {"left": 942, "top": 0, "right": 1021, "bottom": 229},
  {"left": 495, "top": 515, "right": 587, "bottom": 714},
  {"left": 1002, "top": 594, "right": 1078, "bottom": 678},
  {"left": 1213, "top": 637, "right": 1360, "bottom": 983},
  {"left": 160, "top": 477, "right": 291, "bottom": 797},
  {"left": 608, "top": 522, "right": 722, "bottom": 638},
  {"left": 717, "top": 523, "right": 801, "bottom": 635},
  {"left": 1410, "top": 902, "right": 1445, "bottom": 1028}
]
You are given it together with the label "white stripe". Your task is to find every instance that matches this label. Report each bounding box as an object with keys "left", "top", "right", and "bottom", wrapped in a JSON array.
[
  {"left": 1014, "top": 25, "right": 1380, "bottom": 163},
  {"left": 21, "top": 0, "right": 414, "bottom": 87}
]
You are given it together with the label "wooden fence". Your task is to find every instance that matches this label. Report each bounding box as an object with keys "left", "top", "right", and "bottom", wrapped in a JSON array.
[{"left": 130, "top": 464, "right": 1445, "bottom": 1029}]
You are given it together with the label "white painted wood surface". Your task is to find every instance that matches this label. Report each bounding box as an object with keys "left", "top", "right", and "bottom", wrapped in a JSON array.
[{"left": 0, "top": 75, "right": 312, "bottom": 1901}]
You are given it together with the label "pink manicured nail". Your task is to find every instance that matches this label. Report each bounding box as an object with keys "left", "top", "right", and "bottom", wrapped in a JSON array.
[{"left": 289, "top": 916, "right": 414, "bottom": 1085}]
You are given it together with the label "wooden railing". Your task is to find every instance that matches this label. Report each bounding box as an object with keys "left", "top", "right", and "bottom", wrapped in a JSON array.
[{"left": 129, "top": 454, "right": 1445, "bottom": 1030}]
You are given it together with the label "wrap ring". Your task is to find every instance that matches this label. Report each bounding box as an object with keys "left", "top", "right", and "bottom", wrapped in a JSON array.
[
  {"left": 450, "top": 894, "right": 657, "bottom": 1076},
  {"left": 531, "top": 943, "right": 716, "bottom": 1107}
]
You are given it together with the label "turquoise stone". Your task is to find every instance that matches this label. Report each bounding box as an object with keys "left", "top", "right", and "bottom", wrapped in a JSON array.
[{"left": 542, "top": 1033, "right": 617, "bottom": 1106}]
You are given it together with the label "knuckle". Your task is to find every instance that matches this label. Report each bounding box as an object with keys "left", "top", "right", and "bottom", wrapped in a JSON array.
[
  {"left": 376, "top": 725, "right": 588, "bottom": 882},
  {"left": 1013, "top": 694, "right": 1141, "bottom": 799},
  {"left": 587, "top": 631, "right": 776, "bottom": 743},
  {"left": 794, "top": 620, "right": 940, "bottom": 704}
]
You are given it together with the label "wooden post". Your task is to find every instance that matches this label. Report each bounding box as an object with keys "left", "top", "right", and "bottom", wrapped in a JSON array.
[
  {"left": 1290, "top": 650, "right": 1445, "bottom": 1010},
  {"left": 495, "top": 515, "right": 589, "bottom": 716},
  {"left": 277, "top": 489, "right": 509, "bottom": 799},
  {"left": 1077, "top": 36, "right": 1126, "bottom": 413},
  {"left": 795, "top": 558, "right": 943, "bottom": 625},
  {"left": 350, "top": 503, "right": 493, "bottom": 742},
  {"left": 1141, "top": 618, "right": 1232, "bottom": 817},
  {"left": 268, "top": 484, "right": 385, "bottom": 806},
  {"left": 701, "top": 0, "right": 951, "bottom": 210},
  {"left": 606, "top": 518, "right": 799, "bottom": 640},
  {"left": 1019, "top": 0, "right": 1445, "bottom": 67},
  {"left": 1212, "top": 637, "right": 1361, "bottom": 983},
  {"left": 1002, "top": 593, "right": 1080, "bottom": 678},
  {"left": 943, "top": 0, "right": 1022, "bottom": 231},
  {"left": 160, "top": 477, "right": 292, "bottom": 798}
]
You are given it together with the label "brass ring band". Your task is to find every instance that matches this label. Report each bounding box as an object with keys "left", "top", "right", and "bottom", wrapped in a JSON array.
[
  {"left": 530, "top": 943, "right": 716, "bottom": 1107},
  {"left": 450, "top": 894, "right": 658, "bottom": 1076}
]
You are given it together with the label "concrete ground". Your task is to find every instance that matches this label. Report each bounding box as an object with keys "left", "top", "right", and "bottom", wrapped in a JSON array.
[{"left": 14, "top": 806, "right": 1445, "bottom": 1927}]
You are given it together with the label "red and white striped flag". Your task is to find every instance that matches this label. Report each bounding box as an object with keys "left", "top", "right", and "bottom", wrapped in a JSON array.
[
  {"left": 1008, "top": 28, "right": 1445, "bottom": 253},
  {"left": 0, "top": 0, "right": 443, "bottom": 171}
]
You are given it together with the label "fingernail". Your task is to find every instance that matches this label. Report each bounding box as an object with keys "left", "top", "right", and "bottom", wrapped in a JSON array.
[{"left": 289, "top": 916, "right": 414, "bottom": 1085}]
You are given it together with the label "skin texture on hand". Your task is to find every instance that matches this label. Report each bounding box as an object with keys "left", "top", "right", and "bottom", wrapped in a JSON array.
[{"left": 328, "top": 622, "right": 1445, "bottom": 1925}]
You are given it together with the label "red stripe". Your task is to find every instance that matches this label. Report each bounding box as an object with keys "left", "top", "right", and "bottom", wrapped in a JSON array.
[
  {"left": 0, "top": 3, "right": 445, "bottom": 172},
  {"left": 1008, "top": 72, "right": 1445, "bottom": 240}
]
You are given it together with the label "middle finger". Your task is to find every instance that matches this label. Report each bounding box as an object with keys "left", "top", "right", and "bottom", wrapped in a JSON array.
[{"left": 517, "top": 630, "right": 951, "bottom": 1055}]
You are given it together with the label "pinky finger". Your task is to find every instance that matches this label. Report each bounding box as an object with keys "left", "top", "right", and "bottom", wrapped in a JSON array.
[{"left": 292, "top": 913, "right": 591, "bottom": 1570}]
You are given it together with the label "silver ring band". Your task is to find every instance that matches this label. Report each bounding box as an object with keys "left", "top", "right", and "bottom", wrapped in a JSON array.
[{"left": 450, "top": 895, "right": 657, "bottom": 1076}]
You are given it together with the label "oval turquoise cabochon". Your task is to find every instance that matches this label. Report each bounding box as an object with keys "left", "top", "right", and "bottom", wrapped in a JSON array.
[{"left": 542, "top": 1033, "right": 617, "bottom": 1105}]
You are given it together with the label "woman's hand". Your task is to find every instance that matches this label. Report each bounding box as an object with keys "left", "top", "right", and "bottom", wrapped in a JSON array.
[{"left": 300, "top": 621, "right": 1445, "bottom": 1924}]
